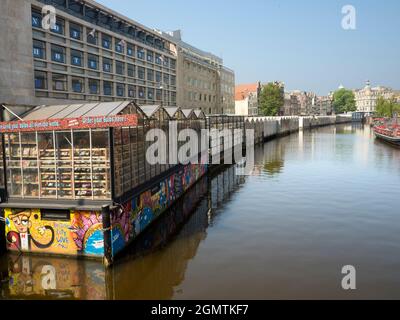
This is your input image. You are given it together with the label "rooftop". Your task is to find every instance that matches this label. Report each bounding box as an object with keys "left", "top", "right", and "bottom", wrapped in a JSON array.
[{"left": 235, "top": 83, "right": 261, "bottom": 101}]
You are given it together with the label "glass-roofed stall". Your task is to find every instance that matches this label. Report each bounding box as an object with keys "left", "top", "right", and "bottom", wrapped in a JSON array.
[
  {"left": 0, "top": 101, "right": 144, "bottom": 202},
  {"left": 0, "top": 101, "right": 208, "bottom": 263}
]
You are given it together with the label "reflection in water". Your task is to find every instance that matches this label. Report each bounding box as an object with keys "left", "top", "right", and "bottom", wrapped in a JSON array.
[
  {"left": 1, "top": 124, "right": 400, "bottom": 300},
  {"left": 1, "top": 254, "right": 106, "bottom": 300}
]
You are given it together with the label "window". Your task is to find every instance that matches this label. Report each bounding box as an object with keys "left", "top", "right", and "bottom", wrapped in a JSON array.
[
  {"left": 163, "top": 57, "right": 169, "bottom": 67},
  {"left": 103, "top": 58, "right": 112, "bottom": 73},
  {"left": 87, "top": 29, "right": 97, "bottom": 45},
  {"left": 32, "top": 11, "right": 41, "bottom": 28},
  {"left": 115, "top": 39, "right": 124, "bottom": 53},
  {"left": 137, "top": 47, "right": 145, "bottom": 59},
  {"left": 69, "top": 23, "right": 82, "bottom": 40},
  {"left": 127, "top": 44, "right": 134, "bottom": 56},
  {"left": 156, "top": 71, "right": 162, "bottom": 83},
  {"left": 163, "top": 74, "right": 169, "bottom": 85},
  {"left": 51, "top": 19, "right": 64, "bottom": 35},
  {"left": 41, "top": 210, "right": 71, "bottom": 222},
  {"left": 171, "top": 75, "right": 176, "bottom": 86},
  {"left": 171, "top": 92, "right": 176, "bottom": 103},
  {"left": 72, "top": 77, "right": 84, "bottom": 93},
  {"left": 147, "top": 69, "right": 154, "bottom": 81},
  {"left": 37, "top": 132, "right": 55, "bottom": 198},
  {"left": 34, "top": 71, "right": 47, "bottom": 89},
  {"left": 148, "top": 88, "right": 154, "bottom": 100},
  {"left": 116, "top": 83, "right": 125, "bottom": 97},
  {"left": 127, "top": 64, "right": 135, "bottom": 77},
  {"left": 55, "top": 131, "right": 73, "bottom": 199},
  {"left": 33, "top": 40, "right": 45, "bottom": 59},
  {"left": 170, "top": 59, "right": 176, "bottom": 70},
  {"left": 138, "top": 86, "right": 145, "bottom": 99},
  {"left": 116, "top": 61, "right": 124, "bottom": 75},
  {"left": 53, "top": 73, "right": 67, "bottom": 91},
  {"left": 88, "top": 54, "right": 98, "bottom": 69},
  {"left": 147, "top": 51, "right": 153, "bottom": 63},
  {"left": 102, "top": 34, "right": 111, "bottom": 49},
  {"left": 155, "top": 54, "right": 162, "bottom": 65},
  {"left": 156, "top": 89, "right": 162, "bottom": 101},
  {"left": 128, "top": 85, "right": 136, "bottom": 98},
  {"left": 89, "top": 79, "right": 99, "bottom": 94},
  {"left": 138, "top": 67, "right": 145, "bottom": 80},
  {"left": 71, "top": 50, "right": 83, "bottom": 66},
  {"left": 51, "top": 45, "right": 65, "bottom": 63},
  {"left": 103, "top": 81, "right": 113, "bottom": 96}
]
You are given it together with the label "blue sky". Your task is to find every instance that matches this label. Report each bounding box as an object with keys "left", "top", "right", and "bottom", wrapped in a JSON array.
[{"left": 96, "top": 0, "right": 400, "bottom": 95}]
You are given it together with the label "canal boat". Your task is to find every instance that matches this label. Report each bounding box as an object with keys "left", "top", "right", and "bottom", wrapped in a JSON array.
[{"left": 373, "top": 122, "right": 400, "bottom": 147}]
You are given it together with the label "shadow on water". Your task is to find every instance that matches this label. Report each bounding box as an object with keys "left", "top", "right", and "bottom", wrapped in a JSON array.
[{"left": 0, "top": 165, "right": 246, "bottom": 300}]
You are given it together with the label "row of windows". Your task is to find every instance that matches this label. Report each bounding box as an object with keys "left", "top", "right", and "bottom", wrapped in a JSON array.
[
  {"left": 185, "top": 60, "right": 217, "bottom": 75},
  {"left": 34, "top": 71, "right": 176, "bottom": 101},
  {"left": 186, "top": 76, "right": 216, "bottom": 91},
  {"left": 33, "top": 41, "right": 176, "bottom": 85},
  {"left": 188, "top": 92, "right": 216, "bottom": 103},
  {"left": 32, "top": 11, "right": 176, "bottom": 69}
]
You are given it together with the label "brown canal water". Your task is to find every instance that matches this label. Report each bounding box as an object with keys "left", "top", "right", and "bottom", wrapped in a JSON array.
[{"left": 1, "top": 123, "right": 400, "bottom": 300}]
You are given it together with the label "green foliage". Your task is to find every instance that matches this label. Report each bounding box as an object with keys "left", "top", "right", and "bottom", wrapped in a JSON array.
[
  {"left": 332, "top": 88, "right": 356, "bottom": 114},
  {"left": 375, "top": 96, "right": 400, "bottom": 117},
  {"left": 259, "top": 83, "right": 284, "bottom": 116}
]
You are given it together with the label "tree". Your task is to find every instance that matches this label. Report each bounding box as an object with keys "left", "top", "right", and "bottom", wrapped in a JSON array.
[
  {"left": 375, "top": 96, "right": 400, "bottom": 117},
  {"left": 332, "top": 88, "right": 356, "bottom": 114},
  {"left": 259, "top": 83, "right": 284, "bottom": 116}
]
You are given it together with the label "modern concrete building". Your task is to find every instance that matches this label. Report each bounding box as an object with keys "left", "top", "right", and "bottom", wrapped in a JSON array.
[
  {"left": 234, "top": 83, "right": 261, "bottom": 116},
  {"left": 219, "top": 67, "right": 235, "bottom": 114},
  {"left": 1, "top": 0, "right": 179, "bottom": 119},
  {"left": 355, "top": 81, "right": 395, "bottom": 113},
  {"left": 158, "top": 30, "right": 235, "bottom": 115}
]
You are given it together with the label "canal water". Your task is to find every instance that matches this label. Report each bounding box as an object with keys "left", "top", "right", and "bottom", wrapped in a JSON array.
[{"left": 1, "top": 123, "right": 400, "bottom": 300}]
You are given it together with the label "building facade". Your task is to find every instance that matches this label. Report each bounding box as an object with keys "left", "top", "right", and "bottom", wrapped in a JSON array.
[
  {"left": 0, "top": 0, "right": 179, "bottom": 119},
  {"left": 281, "top": 92, "right": 300, "bottom": 116},
  {"left": 316, "top": 96, "right": 333, "bottom": 116},
  {"left": 355, "top": 81, "right": 395, "bottom": 113},
  {"left": 290, "top": 91, "right": 317, "bottom": 116},
  {"left": 159, "top": 30, "right": 234, "bottom": 115},
  {"left": 219, "top": 67, "right": 235, "bottom": 114},
  {"left": 234, "top": 83, "right": 261, "bottom": 116}
]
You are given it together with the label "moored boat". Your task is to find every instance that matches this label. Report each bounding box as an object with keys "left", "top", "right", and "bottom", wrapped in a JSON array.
[{"left": 373, "top": 123, "right": 400, "bottom": 147}]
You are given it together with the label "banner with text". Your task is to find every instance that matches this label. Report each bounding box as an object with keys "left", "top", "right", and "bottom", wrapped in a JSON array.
[{"left": 0, "top": 114, "right": 138, "bottom": 133}]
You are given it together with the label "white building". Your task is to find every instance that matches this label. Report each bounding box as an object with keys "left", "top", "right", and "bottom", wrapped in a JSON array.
[
  {"left": 355, "top": 81, "right": 395, "bottom": 113},
  {"left": 234, "top": 83, "right": 261, "bottom": 116}
]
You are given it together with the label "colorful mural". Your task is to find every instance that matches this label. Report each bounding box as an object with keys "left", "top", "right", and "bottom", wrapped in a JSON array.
[
  {"left": 4, "top": 209, "right": 104, "bottom": 257},
  {"left": 111, "top": 164, "right": 207, "bottom": 256},
  {"left": 3, "top": 164, "right": 207, "bottom": 259}
]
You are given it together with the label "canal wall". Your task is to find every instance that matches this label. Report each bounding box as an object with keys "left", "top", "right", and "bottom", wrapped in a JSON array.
[{"left": 244, "top": 115, "right": 354, "bottom": 143}]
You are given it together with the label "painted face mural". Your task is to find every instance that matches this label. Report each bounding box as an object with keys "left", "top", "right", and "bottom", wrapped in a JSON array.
[
  {"left": 5, "top": 209, "right": 104, "bottom": 257},
  {"left": 6, "top": 210, "right": 55, "bottom": 252}
]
